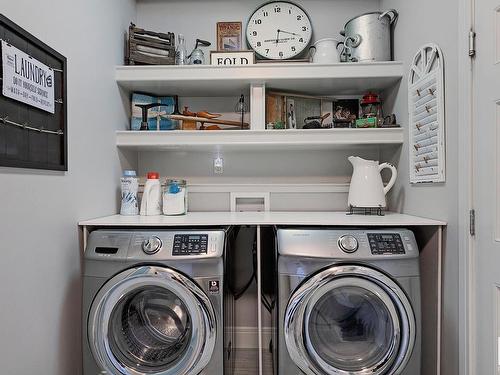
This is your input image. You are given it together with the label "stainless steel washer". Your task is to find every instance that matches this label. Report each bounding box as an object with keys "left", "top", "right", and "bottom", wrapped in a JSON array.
[
  {"left": 277, "top": 228, "right": 421, "bottom": 375},
  {"left": 82, "top": 229, "right": 233, "bottom": 375}
]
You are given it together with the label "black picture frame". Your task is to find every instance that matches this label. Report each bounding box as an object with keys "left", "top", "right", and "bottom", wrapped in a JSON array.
[{"left": 0, "top": 14, "right": 68, "bottom": 171}]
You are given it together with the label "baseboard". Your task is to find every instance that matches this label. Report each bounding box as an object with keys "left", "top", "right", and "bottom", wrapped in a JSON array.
[{"left": 230, "top": 326, "right": 274, "bottom": 349}]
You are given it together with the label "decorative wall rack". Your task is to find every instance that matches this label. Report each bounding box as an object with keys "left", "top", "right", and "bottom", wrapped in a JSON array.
[{"left": 408, "top": 43, "right": 446, "bottom": 183}]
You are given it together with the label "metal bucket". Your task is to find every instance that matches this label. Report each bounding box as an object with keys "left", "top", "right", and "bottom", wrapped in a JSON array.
[{"left": 340, "top": 10, "right": 398, "bottom": 62}]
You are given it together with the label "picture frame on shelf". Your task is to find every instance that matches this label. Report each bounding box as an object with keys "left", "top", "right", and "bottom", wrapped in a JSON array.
[
  {"left": 286, "top": 98, "right": 297, "bottom": 129},
  {"left": 216, "top": 22, "right": 242, "bottom": 51},
  {"left": 333, "top": 99, "right": 359, "bottom": 128},
  {"left": 266, "top": 91, "right": 332, "bottom": 130}
]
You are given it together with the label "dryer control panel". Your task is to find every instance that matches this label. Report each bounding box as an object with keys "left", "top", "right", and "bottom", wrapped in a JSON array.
[
  {"left": 367, "top": 233, "right": 405, "bottom": 255},
  {"left": 277, "top": 228, "right": 418, "bottom": 259}
]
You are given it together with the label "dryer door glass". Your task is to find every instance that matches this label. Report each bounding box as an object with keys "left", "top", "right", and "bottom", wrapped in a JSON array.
[
  {"left": 285, "top": 266, "right": 415, "bottom": 375},
  {"left": 306, "top": 284, "right": 397, "bottom": 372},
  {"left": 108, "top": 286, "right": 192, "bottom": 371}
]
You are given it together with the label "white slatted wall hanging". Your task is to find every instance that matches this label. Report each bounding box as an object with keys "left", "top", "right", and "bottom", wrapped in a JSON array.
[{"left": 408, "top": 43, "right": 446, "bottom": 183}]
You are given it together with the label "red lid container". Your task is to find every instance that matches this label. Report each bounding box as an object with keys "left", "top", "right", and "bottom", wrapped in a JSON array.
[
  {"left": 361, "top": 92, "right": 380, "bottom": 105},
  {"left": 147, "top": 172, "right": 160, "bottom": 179}
]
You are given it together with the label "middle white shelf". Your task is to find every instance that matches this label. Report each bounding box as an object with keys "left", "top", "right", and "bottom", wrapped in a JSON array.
[
  {"left": 116, "top": 128, "right": 403, "bottom": 151},
  {"left": 116, "top": 61, "right": 404, "bottom": 96}
]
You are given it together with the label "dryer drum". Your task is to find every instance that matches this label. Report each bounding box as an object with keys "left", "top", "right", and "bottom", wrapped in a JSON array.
[
  {"left": 306, "top": 284, "right": 398, "bottom": 372},
  {"left": 109, "top": 286, "right": 192, "bottom": 368},
  {"left": 284, "top": 265, "right": 415, "bottom": 375}
]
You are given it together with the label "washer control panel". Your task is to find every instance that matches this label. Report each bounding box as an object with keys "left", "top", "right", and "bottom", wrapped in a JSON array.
[
  {"left": 173, "top": 234, "right": 208, "bottom": 256},
  {"left": 367, "top": 233, "right": 405, "bottom": 255},
  {"left": 85, "top": 230, "right": 226, "bottom": 261}
]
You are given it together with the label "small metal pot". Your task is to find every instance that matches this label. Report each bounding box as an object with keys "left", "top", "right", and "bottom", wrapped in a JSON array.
[{"left": 340, "top": 10, "right": 398, "bottom": 62}]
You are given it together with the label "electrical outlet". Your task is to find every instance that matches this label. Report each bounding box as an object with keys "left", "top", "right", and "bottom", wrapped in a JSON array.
[{"left": 214, "top": 157, "right": 224, "bottom": 174}]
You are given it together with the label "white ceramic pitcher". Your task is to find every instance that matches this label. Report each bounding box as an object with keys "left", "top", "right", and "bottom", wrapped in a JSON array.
[
  {"left": 309, "top": 38, "right": 343, "bottom": 64},
  {"left": 347, "top": 156, "right": 397, "bottom": 208}
]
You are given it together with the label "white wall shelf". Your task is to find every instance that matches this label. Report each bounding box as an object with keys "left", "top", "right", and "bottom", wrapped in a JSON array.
[
  {"left": 116, "top": 128, "right": 404, "bottom": 152},
  {"left": 116, "top": 61, "right": 404, "bottom": 97}
]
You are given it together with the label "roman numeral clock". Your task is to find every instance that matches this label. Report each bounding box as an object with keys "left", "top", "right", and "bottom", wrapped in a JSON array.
[{"left": 246, "top": 1, "right": 313, "bottom": 60}]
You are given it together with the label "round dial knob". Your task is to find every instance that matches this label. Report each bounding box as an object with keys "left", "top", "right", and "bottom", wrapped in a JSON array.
[
  {"left": 338, "top": 235, "right": 359, "bottom": 253},
  {"left": 142, "top": 236, "right": 162, "bottom": 255}
]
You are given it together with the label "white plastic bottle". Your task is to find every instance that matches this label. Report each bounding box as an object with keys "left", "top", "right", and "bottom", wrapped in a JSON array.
[
  {"left": 140, "top": 172, "right": 162, "bottom": 216},
  {"left": 120, "top": 170, "right": 139, "bottom": 215}
]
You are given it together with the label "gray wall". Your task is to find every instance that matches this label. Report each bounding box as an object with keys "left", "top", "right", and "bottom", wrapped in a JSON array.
[
  {"left": 134, "top": 3, "right": 461, "bottom": 366},
  {"left": 379, "top": 1, "right": 460, "bottom": 374},
  {"left": 0, "top": 1, "right": 135, "bottom": 374},
  {"left": 0, "top": 0, "right": 461, "bottom": 372},
  {"left": 136, "top": 0, "right": 381, "bottom": 54},
  {"left": 135, "top": 0, "right": 385, "bottom": 206}
]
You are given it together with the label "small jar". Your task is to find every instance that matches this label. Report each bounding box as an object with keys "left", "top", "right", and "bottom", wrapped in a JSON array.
[
  {"left": 360, "top": 92, "right": 383, "bottom": 126},
  {"left": 163, "top": 179, "right": 187, "bottom": 215}
]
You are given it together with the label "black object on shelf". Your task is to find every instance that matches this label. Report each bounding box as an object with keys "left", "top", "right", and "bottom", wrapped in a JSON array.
[
  {"left": 234, "top": 94, "right": 247, "bottom": 130},
  {"left": 346, "top": 205, "right": 385, "bottom": 216},
  {"left": 135, "top": 103, "right": 171, "bottom": 130},
  {"left": 172, "top": 95, "right": 181, "bottom": 115}
]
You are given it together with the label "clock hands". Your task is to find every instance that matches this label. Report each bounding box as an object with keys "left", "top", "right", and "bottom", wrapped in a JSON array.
[
  {"left": 275, "top": 29, "right": 280, "bottom": 44},
  {"left": 278, "top": 29, "right": 301, "bottom": 37}
]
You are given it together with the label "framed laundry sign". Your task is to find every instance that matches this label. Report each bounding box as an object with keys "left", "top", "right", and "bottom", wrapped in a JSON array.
[
  {"left": 0, "top": 14, "right": 67, "bottom": 171},
  {"left": 2, "top": 40, "right": 55, "bottom": 113}
]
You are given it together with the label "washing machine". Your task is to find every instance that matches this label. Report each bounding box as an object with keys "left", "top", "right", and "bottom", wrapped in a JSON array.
[
  {"left": 82, "top": 228, "right": 234, "bottom": 375},
  {"left": 277, "top": 228, "right": 421, "bottom": 375}
]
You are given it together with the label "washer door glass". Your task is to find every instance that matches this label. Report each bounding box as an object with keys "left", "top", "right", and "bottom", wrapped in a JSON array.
[
  {"left": 108, "top": 286, "right": 192, "bottom": 372},
  {"left": 306, "top": 284, "right": 396, "bottom": 372},
  {"left": 88, "top": 266, "right": 217, "bottom": 375}
]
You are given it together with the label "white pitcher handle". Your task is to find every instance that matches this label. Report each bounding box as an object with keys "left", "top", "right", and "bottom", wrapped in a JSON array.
[{"left": 379, "top": 163, "right": 397, "bottom": 195}]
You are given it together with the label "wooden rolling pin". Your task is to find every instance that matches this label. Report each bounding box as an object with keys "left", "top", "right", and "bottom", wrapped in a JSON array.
[{"left": 162, "top": 114, "right": 249, "bottom": 129}]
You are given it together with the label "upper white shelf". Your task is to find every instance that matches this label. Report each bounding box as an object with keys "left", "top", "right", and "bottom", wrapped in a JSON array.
[
  {"left": 116, "top": 128, "right": 404, "bottom": 151},
  {"left": 115, "top": 61, "right": 404, "bottom": 96}
]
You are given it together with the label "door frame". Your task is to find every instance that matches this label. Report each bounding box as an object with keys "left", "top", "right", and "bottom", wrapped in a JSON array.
[{"left": 457, "top": 0, "right": 475, "bottom": 373}]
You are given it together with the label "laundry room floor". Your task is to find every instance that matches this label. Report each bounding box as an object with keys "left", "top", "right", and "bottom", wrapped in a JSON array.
[{"left": 234, "top": 349, "right": 273, "bottom": 375}]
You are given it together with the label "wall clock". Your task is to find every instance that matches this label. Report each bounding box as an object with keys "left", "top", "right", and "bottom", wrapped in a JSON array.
[{"left": 246, "top": 1, "right": 313, "bottom": 60}]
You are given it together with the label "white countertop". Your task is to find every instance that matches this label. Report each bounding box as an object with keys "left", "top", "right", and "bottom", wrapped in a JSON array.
[{"left": 79, "top": 211, "right": 446, "bottom": 227}]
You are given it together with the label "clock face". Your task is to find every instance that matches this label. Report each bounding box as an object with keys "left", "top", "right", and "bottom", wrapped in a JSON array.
[{"left": 246, "top": 1, "right": 313, "bottom": 60}]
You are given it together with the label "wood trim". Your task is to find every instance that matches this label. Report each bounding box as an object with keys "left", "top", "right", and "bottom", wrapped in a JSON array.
[
  {"left": 457, "top": 0, "right": 475, "bottom": 373},
  {"left": 138, "top": 181, "right": 350, "bottom": 194},
  {"left": 438, "top": 226, "right": 443, "bottom": 374}
]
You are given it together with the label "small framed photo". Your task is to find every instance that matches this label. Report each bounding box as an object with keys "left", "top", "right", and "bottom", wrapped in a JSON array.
[{"left": 217, "top": 22, "right": 242, "bottom": 51}]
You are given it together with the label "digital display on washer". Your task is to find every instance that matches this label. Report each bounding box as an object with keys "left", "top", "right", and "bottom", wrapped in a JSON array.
[
  {"left": 173, "top": 234, "right": 208, "bottom": 255},
  {"left": 367, "top": 233, "right": 405, "bottom": 255}
]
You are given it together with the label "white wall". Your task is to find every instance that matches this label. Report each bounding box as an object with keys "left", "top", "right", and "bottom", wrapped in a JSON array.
[
  {"left": 0, "top": 2, "right": 135, "bottom": 374},
  {"left": 379, "top": 1, "right": 460, "bottom": 374}
]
